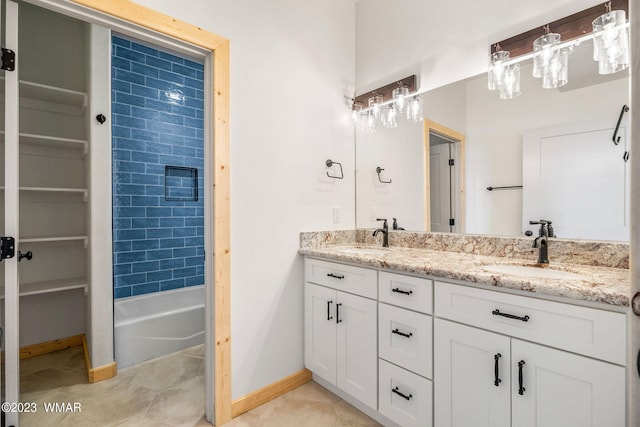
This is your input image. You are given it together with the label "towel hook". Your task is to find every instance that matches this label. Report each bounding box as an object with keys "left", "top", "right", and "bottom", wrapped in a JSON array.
[
  {"left": 613, "top": 104, "right": 629, "bottom": 145},
  {"left": 376, "top": 167, "right": 392, "bottom": 184},
  {"left": 326, "top": 159, "right": 343, "bottom": 179}
]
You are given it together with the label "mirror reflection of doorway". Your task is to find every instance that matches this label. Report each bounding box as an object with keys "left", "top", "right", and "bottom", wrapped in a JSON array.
[{"left": 424, "top": 120, "right": 465, "bottom": 233}]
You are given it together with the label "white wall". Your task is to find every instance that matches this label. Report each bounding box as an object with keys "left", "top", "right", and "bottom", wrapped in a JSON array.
[
  {"left": 356, "top": 0, "right": 609, "bottom": 93},
  {"left": 356, "top": 118, "right": 424, "bottom": 230},
  {"left": 132, "top": 0, "right": 356, "bottom": 399}
]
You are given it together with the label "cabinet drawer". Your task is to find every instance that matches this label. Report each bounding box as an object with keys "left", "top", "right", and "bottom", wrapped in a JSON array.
[
  {"left": 379, "top": 303, "right": 432, "bottom": 379},
  {"left": 305, "top": 258, "right": 377, "bottom": 299},
  {"left": 379, "top": 359, "right": 432, "bottom": 427},
  {"left": 435, "top": 281, "right": 626, "bottom": 365},
  {"left": 379, "top": 272, "right": 433, "bottom": 314}
]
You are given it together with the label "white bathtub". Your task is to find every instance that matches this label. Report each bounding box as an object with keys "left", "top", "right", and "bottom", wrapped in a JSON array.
[{"left": 114, "top": 285, "right": 205, "bottom": 368}]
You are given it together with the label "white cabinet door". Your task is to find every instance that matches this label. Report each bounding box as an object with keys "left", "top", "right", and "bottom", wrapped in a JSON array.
[
  {"left": 512, "top": 339, "right": 626, "bottom": 427},
  {"left": 337, "top": 290, "right": 378, "bottom": 410},
  {"left": 434, "top": 319, "right": 510, "bottom": 427},
  {"left": 304, "top": 282, "right": 337, "bottom": 384}
]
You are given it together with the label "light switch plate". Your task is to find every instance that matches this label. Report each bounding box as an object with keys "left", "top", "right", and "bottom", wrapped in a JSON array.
[{"left": 333, "top": 207, "right": 341, "bottom": 223}]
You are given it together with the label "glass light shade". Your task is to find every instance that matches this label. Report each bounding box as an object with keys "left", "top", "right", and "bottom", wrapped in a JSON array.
[
  {"left": 392, "top": 84, "right": 409, "bottom": 113},
  {"left": 593, "top": 10, "right": 629, "bottom": 74},
  {"left": 540, "top": 47, "right": 570, "bottom": 89},
  {"left": 499, "top": 64, "right": 521, "bottom": 99},
  {"left": 533, "top": 33, "right": 561, "bottom": 78},
  {"left": 406, "top": 95, "right": 423, "bottom": 122},
  {"left": 351, "top": 102, "right": 363, "bottom": 127},
  {"left": 368, "top": 93, "right": 384, "bottom": 118},
  {"left": 364, "top": 110, "right": 378, "bottom": 133},
  {"left": 381, "top": 104, "right": 398, "bottom": 129},
  {"left": 488, "top": 51, "right": 510, "bottom": 90}
]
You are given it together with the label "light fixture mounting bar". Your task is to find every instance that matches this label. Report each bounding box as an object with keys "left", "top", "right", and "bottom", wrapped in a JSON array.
[
  {"left": 490, "top": 0, "right": 628, "bottom": 57},
  {"left": 353, "top": 75, "right": 417, "bottom": 109}
]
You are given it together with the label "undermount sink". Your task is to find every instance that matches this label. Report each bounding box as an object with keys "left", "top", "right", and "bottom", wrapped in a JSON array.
[
  {"left": 335, "top": 247, "right": 389, "bottom": 256},
  {"left": 483, "top": 264, "right": 587, "bottom": 280}
]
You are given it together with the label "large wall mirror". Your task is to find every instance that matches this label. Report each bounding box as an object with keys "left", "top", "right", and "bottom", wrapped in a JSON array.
[{"left": 355, "top": 39, "right": 630, "bottom": 242}]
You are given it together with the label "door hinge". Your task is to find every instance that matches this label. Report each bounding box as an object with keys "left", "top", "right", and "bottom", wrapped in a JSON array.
[
  {"left": 1, "top": 48, "right": 16, "bottom": 71},
  {"left": 449, "top": 218, "right": 455, "bottom": 226},
  {"left": 448, "top": 159, "right": 455, "bottom": 166},
  {"left": 0, "top": 237, "right": 16, "bottom": 261}
]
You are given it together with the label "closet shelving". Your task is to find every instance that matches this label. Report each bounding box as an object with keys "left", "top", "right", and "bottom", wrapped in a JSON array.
[
  {"left": 0, "top": 278, "right": 89, "bottom": 299},
  {"left": 0, "top": 131, "right": 88, "bottom": 154},
  {"left": 0, "top": 76, "right": 87, "bottom": 116},
  {"left": 0, "top": 34, "right": 91, "bottom": 299}
]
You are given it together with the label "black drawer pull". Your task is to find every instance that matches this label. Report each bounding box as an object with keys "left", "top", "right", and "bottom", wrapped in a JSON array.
[
  {"left": 518, "top": 360, "right": 526, "bottom": 395},
  {"left": 392, "top": 387, "right": 413, "bottom": 401},
  {"left": 392, "top": 287, "right": 412, "bottom": 295},
  {"left": 336, "top": 303, "right": 342, "bottom": 324},
  {"left": 327, "top": 273, "right": 345, "bottom": 279},
  {"left": 494, "top": 353, "right": 502, "bottom": 386},
  {"left": 327, "top": 300, "right": 333, "bottom": 321},
  {"left": 392, "top": 328, "right": 413, "bottom": 339},
  {"left": 492, "top": 309, "right": 529, "bottom": 322}
]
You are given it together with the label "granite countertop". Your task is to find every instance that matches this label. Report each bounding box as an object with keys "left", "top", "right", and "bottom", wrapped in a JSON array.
[{"left": 299, "top": 244, "right": 630, "bottom": 307}]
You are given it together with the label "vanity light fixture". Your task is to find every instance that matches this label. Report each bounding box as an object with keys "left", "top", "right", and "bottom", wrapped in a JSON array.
[
  {"left": 365, "top": 109, "right": 378, "bottom": 133},
  {"left": 381, "top": 104, "right": 398, "bottom": 129},
  {"left": 392, "top": 82, "right": 409, "bottom": 114},
  {"left": 532, "top": 28, "right": 572, "bottom": 89},
  {"left": 488, "top": 45, "right": 521, "bottom": 99},
  {"left": 351, "top": 75, "right": 418, "bottom": 133},
  {"left": 368, "top": 92, "right": 384, "bottom": 119},
  {"left": 406, "top": 95, "right": 423, "bottom": 122},
  {"left": 488, "top": 48, "right": 510, "bottom": 91},
  {"left": 487, "top": 0, "right": 629, "bottom": 99},
  {"left": 592, "top": 3, "right": 629, "bottom": 74}
]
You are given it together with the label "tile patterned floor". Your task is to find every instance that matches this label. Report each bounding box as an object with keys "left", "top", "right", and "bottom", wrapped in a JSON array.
[
  {"left": 17, "top": 346, "right": 380, "bottom": 426},
  {"left": 220, "top": 381, "right": 381, "bottom": 427},
  {"left": 19, "top": 345, "right": 205, "bottom": 426}
]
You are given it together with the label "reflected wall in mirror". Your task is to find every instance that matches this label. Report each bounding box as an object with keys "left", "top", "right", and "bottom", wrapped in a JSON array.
[{"left": 355, "top": 40, "right": 630, "bottom": 241}]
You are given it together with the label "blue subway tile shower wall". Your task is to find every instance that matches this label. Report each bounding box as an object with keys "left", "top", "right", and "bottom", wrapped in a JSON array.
[{"left": 112, "top": 36, "right": 205, "bottom": 299}]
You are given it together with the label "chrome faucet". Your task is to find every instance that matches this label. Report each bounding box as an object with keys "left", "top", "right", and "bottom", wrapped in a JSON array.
[
  {"left": 373, "top": 218, "right": 389, "bottom": 247},
  {"left": 529, "top": 220, "right": 554, "bottom": 264}
]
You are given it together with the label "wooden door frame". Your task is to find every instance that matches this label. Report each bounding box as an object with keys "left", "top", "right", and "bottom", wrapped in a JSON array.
[
  {"left": 66, "top": 0, "right": 231, "bottom": 424},
  {"left": 423, "top": 119, "right": 466, "bottom": 233}
]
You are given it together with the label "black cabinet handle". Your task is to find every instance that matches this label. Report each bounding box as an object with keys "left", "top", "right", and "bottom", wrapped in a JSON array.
[
  {"left": 392, "top": 287, "right": 412, "bottom": 295},
  {"left": 18, "top": 250, "right": 33, "bottom": 262},
  {"left": 327, "top": 300, "right": 333, "bottom": 321},
  {"left": 392, "top": 387, "right": 412, "bottom": 401},
  {"left": 518, "top": 360, "right": 526, "bottom": 395},
  {"left": 392, "top": 328, "right": 413, "bottom": 339},
  {"left": 492, "top": 309, "right": 529, "bottom": 322},
  {"left": 336, "top": 303, "right": 342, "bottom": 324},
  {"left": 494, "top": 353, "right": 502, "bottom": 386},
  {"left": 327, "top": 273, "right": 345, "bottom": 280}
]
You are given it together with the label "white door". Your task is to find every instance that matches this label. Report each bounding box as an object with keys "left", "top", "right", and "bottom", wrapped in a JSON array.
[
  {"left": 304, "top": 283, "right": 336, "bottom": 384},
  {"left": 336, "top": 291, "right": 377, "bottom": 410},
  {"left": 511, "top": 339, "right": 625, "bottom": 427},
  {"left": 3, "top": 1, "right": 20, "bottom": 425},
  {"left": 523, "top": 119, "right": 629, "bottom": 240},
  {"left": 434, "top": 319, "right": 511, "bottom": 427},
  {"left": 430, "top": 141, "right": 452, "bottom": 232}
]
